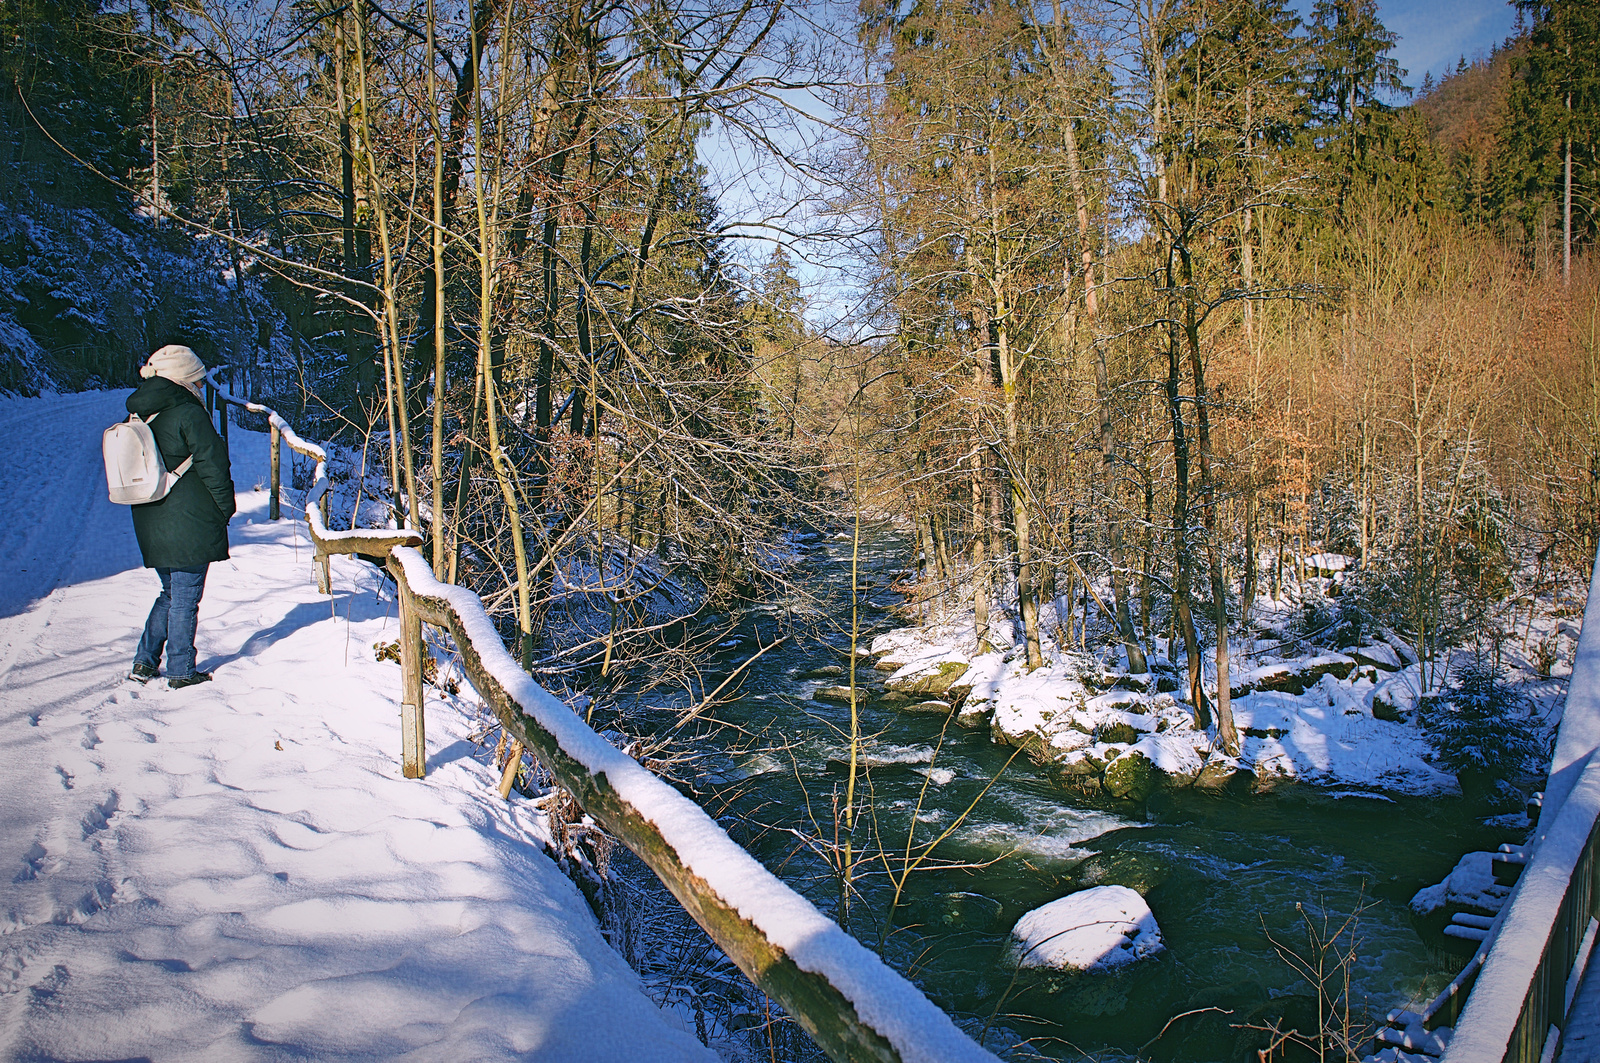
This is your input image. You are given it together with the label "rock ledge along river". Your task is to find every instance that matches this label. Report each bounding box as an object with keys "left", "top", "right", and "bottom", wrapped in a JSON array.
[{"left": 624, "top": 525, "right": 1512, "bottom": 1061}]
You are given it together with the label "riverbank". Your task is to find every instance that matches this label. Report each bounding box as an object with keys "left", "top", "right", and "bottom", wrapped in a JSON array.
[{"left": 863, "top": 581, "right": 1572, "bottom": 803}]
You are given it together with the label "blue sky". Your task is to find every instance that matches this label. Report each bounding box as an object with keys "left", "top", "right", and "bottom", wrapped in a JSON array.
[{"left": 1313, "top": 0, "right": 1523, "bottom": 97}]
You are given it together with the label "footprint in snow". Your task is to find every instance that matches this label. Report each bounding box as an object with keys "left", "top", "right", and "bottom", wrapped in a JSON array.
[
  {"left": 14, "top": 841, "right": 61, "bottom": 882},
  {"left": 80, "top": 792, "right": 119, "bottom": 838}
]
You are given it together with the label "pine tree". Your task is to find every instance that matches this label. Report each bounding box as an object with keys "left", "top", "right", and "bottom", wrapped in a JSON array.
[
  {"left": 1308, "top": 0, "right": 1408, "bottom": 132},
  {"left": 1427, "top": 650, "right": 1546, "bottom": 808},
  {"left": 1501, "top": 0, "right": 1599, "bottom": 280}
]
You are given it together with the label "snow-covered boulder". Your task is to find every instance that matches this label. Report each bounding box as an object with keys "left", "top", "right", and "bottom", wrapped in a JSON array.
[
  {"left": 1410, "top": 851, "right": 1512, "bottom": 916},
  {"left": 1304, "top": 553, "right": 1353, "bottom": 577},
  {"left": 1010, "top": 886, "right": 1164, "bottom": 972},
  {"left": 1369, "top": 664, "right": 1428, "bottom": 721},
  {"left": 883, "top": 653, "right": 974, "bottom": 698},
  {"left": 1351, "top": 642, "right": 1403, "bottom": 673},
  {"left": 869, "top": 626, "right": 950, "bottom": 671},
  {"left": 1230, "top": 653, "right": 1356, "bottom": 697}
]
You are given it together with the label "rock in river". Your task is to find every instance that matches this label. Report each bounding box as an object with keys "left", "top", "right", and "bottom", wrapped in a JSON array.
[
  {"left": 884, "top": 657, "right": 973, "bottom": 698},
  {"left": 1102, "top": 749, "right": 1165, "bottom": 801},
  {"left": 1010, "top": 885, "right": 1164, "bottom": 973}
]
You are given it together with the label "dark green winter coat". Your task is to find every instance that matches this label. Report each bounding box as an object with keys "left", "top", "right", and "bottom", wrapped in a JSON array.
[{"left": 125, "top": 377, "right": 236, "bottom": 569}]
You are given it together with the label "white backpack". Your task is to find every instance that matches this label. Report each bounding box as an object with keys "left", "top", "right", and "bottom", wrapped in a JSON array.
[{"left": 103, "top": 412, "right": 194, "bottom": 504}]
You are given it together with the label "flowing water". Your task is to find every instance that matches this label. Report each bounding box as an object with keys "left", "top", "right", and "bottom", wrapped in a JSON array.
[{"left": 628, "top": 525, "right": 1504, "bottom": 1061}]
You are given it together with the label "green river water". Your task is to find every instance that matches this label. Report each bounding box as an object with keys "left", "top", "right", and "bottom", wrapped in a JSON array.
[{"left": 630, "top": 525, "right": 1506, "bottom": 1061}]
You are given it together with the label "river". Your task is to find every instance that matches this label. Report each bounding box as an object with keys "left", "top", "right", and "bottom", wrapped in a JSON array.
[{"left": 623, "top": 524, "right": 1504, "bottom": 1061}]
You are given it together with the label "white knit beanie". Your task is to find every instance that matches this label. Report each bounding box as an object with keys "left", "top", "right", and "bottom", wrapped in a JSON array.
[{"left": 141, "top": 344, "right": 208, "bottom": 385}]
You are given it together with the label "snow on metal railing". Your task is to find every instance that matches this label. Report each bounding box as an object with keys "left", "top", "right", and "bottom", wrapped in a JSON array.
[
  {"left": 205, "top": 378, "right": 999, "bottom": 1063},
  {"left": 1439, "top": 555, "right": 1600, "bottom": 1063}
]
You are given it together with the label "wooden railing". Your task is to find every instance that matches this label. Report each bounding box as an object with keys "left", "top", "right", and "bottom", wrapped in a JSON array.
[
  {"left": 208, "top": 377, "right": 999, "bottom": 1063},
  {"left": 1439, "top": 556, "right": 1600, "bottom": 1063}
]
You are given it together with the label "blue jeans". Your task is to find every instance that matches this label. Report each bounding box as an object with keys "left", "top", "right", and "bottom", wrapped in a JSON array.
[{"left": 134, "top": 564, "right": 210, "bottom": 678}]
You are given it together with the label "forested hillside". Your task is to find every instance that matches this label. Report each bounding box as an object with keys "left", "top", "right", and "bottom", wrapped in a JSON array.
[{"left": 842, "top": 0, "right": 1599, "bottom": 752}]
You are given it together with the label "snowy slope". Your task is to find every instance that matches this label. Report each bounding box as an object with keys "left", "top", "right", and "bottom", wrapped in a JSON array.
[{"left": 0, "top": 390, "right": 714, "bottom": 1061}]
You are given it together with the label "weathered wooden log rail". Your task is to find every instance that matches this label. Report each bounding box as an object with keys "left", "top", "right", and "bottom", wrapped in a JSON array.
[
  {"left": 206, "top": 375, "right": 998, "bottom": 1063},
  {"left": 1438, "top": 555, "right": 1600, "bottom": 1063}
]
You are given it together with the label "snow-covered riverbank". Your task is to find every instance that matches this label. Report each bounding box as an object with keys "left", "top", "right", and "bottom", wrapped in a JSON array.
[{"left": 866, "top": 583, "right": 1572, "bottom": 802}]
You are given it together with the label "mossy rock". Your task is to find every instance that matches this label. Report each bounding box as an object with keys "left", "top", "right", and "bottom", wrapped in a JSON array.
[
  {"left": 885, "top": 659, "right": 972, "bottom": 697},
  {"left": 997, "top": 728, "right": 1053, "bottom": 764},
  {"left": 1060, "top": 773, "right": 1105, "bottom": 796},
  {"left": 1056, "top": 754, "right": 1102, "bottom": 776},
  {"left": 903, "top": 699, "right": 954, "bottom": 715},
  {"left": 1194, "top": 758, "right": 1242, "bottom": 790},
  {"left": 1081, "top": 671, "right": 1118, "bottom": 692},
  {"left": 1103, "top": 750, "right": 1164, "bottom": 801},
  {"left": 1097, "top": 722, "right": 1141, "bottom": 745},
  {"left": 813, "top": 686, "right": 858, "bottom": 704},
  {"left": 799, "top": 664, "right": 845, "bottom": 680},
  {"left": 1072, "top": 848, "right": 1172, "bottom": 894},
  {"left": 1372, "top": 695, "right": 1406, "bottom": 723},
  {"left": 1251, "top": 766, "right": 1298, "bottom": 794},
  {"left": 1238, "top": 656, "right": 1357, "bottom": 697},
  {"left": 956, "top": 701, "right": 993, "bottom": 727}
]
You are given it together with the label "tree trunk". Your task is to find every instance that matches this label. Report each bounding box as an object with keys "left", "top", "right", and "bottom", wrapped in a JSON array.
[
  {"left": 1180, "top": 246, "right": 1239, "bottom": 754},
  {"left": 1048, "top": 10, "right": 1145, "bottom": 674},
  {"left": 1164, "top": 315, "right": 1209, "bottom": 730},
  {"left": 994, "top": 295, "right": 1041, "bottom": 669},
  {"left": 332, "top": 14, "right": 373, "bottom": 404},
  {"left": 1563, "top": 98, "right": 1572, "bottom": 288},
  {"left": 427, "top": 0, "right": 448, "bottom": 576},
  {"left": 407, "top": 0, "right": 506, "bottom": 416},
  {"left": 971, "top": 439, "right": 992, "bottom": 654}
]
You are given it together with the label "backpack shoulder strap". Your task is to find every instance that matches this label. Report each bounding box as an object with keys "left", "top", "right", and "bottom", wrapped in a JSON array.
[{"left": 128, "top": 409, "right": 191, "bottom": 478}]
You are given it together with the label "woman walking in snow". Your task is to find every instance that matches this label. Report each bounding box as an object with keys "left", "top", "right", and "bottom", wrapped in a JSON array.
[{"left": 126, "top": 344, "right": 236, "bottom": 688}]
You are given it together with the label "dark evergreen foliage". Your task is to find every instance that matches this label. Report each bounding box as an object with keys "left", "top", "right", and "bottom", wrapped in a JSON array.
[
  {"left": 1425, "top": 650, "right": 1548, "bottom": 807},
  {"left": 1, "top": 0, "right": 145, "bottom": 203}
]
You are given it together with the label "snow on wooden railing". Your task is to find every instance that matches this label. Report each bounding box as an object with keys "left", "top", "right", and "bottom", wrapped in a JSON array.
[
  {"left": 205, "top": 374, "right": 422, "bottom": 593},
  {"left": 207, "top": 377, "right": 999, "bottom": 1063},
  {"left": 1439, "top": 556, "right": 1600, "bottom": 1063}
]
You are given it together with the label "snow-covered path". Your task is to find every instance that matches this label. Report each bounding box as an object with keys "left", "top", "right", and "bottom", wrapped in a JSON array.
[{"left": 0, "top": 391, "right": 713, "bottom": 1061}]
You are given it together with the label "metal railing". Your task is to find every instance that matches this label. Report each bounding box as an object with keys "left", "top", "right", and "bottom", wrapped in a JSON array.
[
  {"left": 207, "top": 376, "right": 999, "bottom": 1063},
  {"left": 1439, "top": 557, "right": 1600, "bottom": 1063}
]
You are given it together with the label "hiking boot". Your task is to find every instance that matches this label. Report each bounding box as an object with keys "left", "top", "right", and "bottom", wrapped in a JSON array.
[
  {"left": 168, "top": 671, "right": 213, "bottom": 689},
  {"left": 131, "top": 662, "right": 160, "bottom": 684}
]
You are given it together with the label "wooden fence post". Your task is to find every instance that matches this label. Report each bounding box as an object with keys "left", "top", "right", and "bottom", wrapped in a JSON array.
[
  {"left": 315, "top": 493, "right": 331, "bottom": 593},
  {"left": 269, "top": 423, "right": 281, "bottom": 521},
  {"left": 498, "top": 741, "right": 524, "bottom": 799},
  {"left": 206, "top": 378, "right": 215, "bottom": 418},
  {"left": 399, "top": 582, "right": 426, "bottom": 779},
  {"left": 219, "top": 392, "right": 229, "bottom": 448}
]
